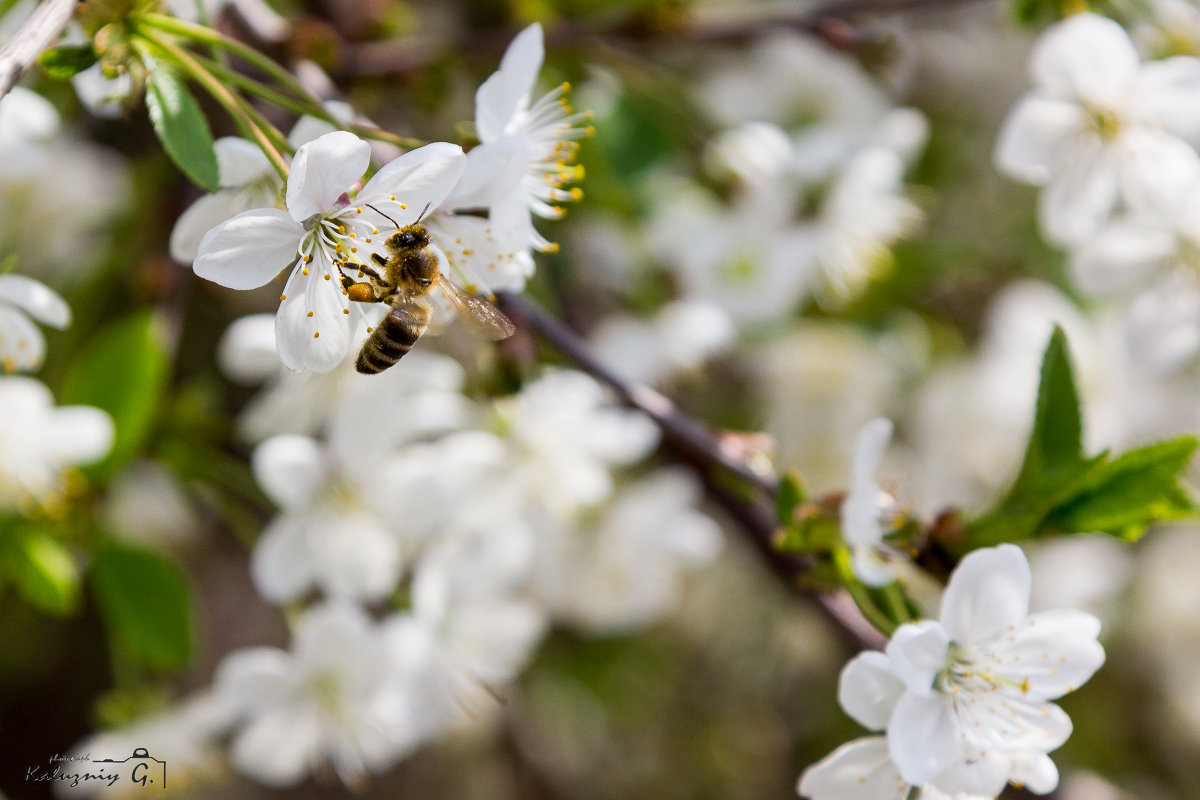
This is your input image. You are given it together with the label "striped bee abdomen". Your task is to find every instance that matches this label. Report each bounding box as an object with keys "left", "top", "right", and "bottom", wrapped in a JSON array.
[{"left": 355, "top": 301, "right": 430, "bottom": 374}]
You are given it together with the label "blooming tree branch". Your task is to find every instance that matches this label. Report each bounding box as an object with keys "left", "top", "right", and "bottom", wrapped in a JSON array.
[{"left": 0, "top": 0, "right": 78, "bottom": 99}]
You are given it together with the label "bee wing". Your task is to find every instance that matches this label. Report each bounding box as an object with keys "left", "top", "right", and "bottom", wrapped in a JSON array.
[{"left": 435, "top": 274, "right": 517, "bottom": 341}]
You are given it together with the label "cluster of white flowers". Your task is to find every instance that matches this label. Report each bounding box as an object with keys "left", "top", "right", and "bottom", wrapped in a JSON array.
[
  {"left": 201, "top": 345, "right": 719, "bottom": 786},
  {"left": 799, "top": 545, "right": 1106, "bottom": 800},
  {"left": 996, "top": 10, "right": 1200, "bottom": 372},
  {"left": 646, "top": 34, "right": 927, "bottom": 331}
]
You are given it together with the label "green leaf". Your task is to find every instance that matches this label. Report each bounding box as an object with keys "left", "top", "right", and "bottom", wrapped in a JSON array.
[
  {"left": 38, "top": 45, "right": 99, "bottom": 80},
  {"left": 60, "top": 311, "right": 171, "bottom": 478},
  {"left": 966, "top": 330, "right": 1199, "bottom": 546},
  {"left": 1050, "top": 437, "right": 1199, "bottom": 539},
  {"left": 775, "top": 469, "right": 808, "bottom": 524},
  {"left": 0, "top": 524, "right": 80, "bottom": 615},
  {"left": 144, "top": 65, "right": 220, "bottom": 192},
  {"left": 91, "top": 544, "right": 191, "bottom": 671},
  {"left": 1015, "top": 326, "right": 1084, "bottom": 485}
]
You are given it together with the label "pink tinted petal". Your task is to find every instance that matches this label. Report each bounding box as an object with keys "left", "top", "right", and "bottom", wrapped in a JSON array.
[
  {"left": 195, "top": 209, "right": 302, "bottom": 289},
  {"left": 286, "top": 131, "right": 371, "bottom": 222},
  {"left": 838, "top": 650, "right": 905, "bottom": 730},
  {"left": 1030, "top": 13, "right": 1138, "bottom": 103},
  {"left": 940, "top": 544, "right": 1031, "bottom": 643},
  {"left": 887, "top": 692, "right": 963, "bottom": 786},
  {"left": 994, "top": 97, "right": 1085, "bottom": 185},
  {"left": 475, "top": 23, "right": 543, "bottom": 142}
]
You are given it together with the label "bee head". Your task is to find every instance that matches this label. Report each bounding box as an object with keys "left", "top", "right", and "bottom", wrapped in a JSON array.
[{"left": 387, "top": 224, "right": 430, "bottom": 252}]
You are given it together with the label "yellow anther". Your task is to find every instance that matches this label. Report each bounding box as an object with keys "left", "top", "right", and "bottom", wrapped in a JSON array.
[
  {"left": 323, "top": 274, "right": 331, "bottom": 280},
  {"left": 400, "top": 203, "right": 407, "bottom": 209},
  {"left": 389, "top": 195, "right": 396, "bottom": 201},
  {"left": 356, "top": 207, "right": 362, "bottom": 214},
  {"left": 302, "top": 268, "right": 310, "bottom": 275},
  {"left": 365, "top": 238, "right": 372, "bottom": 243},
  {"left": 342, "top": 308, "right": 350, "bottom": 315},
  {"left": 280, "top": 294, "right": 287, "bottom": 300},
  {"left": 351, "top": 247, "right": 357, "bottom": 253},
  {"left": 569, "top": 188, "right": 583, "bottom": 201},
  {"left": 306, "top": 311, "right": 314, "bottom": 318},
  {"left": 349, "top": 232, "right": 356, "bottom": 238},
  {"left": 305, "top": 255, "right": 313, "bottom": 262},
  {"left": 313, "top": 332, "right": 320, "bottom": 338},
  {"left": 366, "top": 326, "right": 373, "bottom": 333},
  {"left": 372, "top": 229, "right": 379, "bottom": 235},
  {"left": 338, "top": 225, "right": 346, "bottom": 233}
]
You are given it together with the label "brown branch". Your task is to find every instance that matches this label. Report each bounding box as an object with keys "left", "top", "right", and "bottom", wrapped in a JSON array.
[
  {"left": 501, "top": 294, "right": 886, "bottom": 652},
  {"left": 335, "top": 0, "right": 997, "bottom": 78},
  {"left": 0, "top": 0, "right": 78, "bottom": 100}
]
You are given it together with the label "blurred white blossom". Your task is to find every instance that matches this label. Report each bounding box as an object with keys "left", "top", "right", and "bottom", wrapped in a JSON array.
[
  {"left": 216, "top": 603, "right": 422, "bottom": 788},
  {"left": 0, "top": 274, "right": 70, "bottom": 372},
  {"left": 841, "top": 418, "right": 905, "bottom": 587},
  {"left": 533, "top": 469, "right": 722, "bottom": 633},
  {"left": 0, "top": 376, "right": 112, "bottom": 514},
  {"left": 995, "top": 12, "right": 1200, "bottom": 245},
  {"left": 590, "top": 299, "right": 734, "bottom": 385}
]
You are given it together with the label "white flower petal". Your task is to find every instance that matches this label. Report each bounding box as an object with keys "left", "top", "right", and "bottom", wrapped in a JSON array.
[
  {"left": 170, "top": 189, "right": 265, "bottom": 265},
  {"left": 886, "top": 620, "right": 950, "bottom": 696},
  {"left": 309, "top": 512, "right": 402, "bottom": 602},
  {"left": 0, "top": 275, "right": 70, "bottom": 328},
  {"left": 195, "top": 208, "right": 302, "bottom": 289},
  {"left": 218, "top": 314, "right": 281, "bottom": 383},
  {"left": 1039, "top": 146, "right": 1118, "bottom": 245},
  {"left": 475, "top": 23, "right": 543, "bottom": 142},
  {"left": 1007, "top": 750, "right": 1060, "bottom": 794},
  {"left": 285, "top": 131, "right": 371, "bottom": 222},
  {"left": 939, "top": 544, "right": 1031, "bottom": 643},
  {"left": 251, "top": 434, "right": 327, "bottom": 510},
  {"left": 215, "top": 136, "right": 274, "bottom": 186},
  {"left": 274, "top": 271, "right": 354, "bottom": 373},
  {"left": 0, "top": 304, "right": 46, "bottom": 371},
  {"left": 851, "top": 417, "right": 893, "bottom": 487},
  {"left": 1132, "top": 56, "right": 1200, "bottom": 141},
  {"left": 1069, "top": 220, "right": 1175, "bottom": 294},
  {"left": 359, "top": 142, "right": 467, "bottom": 224},
  {"left": 0, "top": 86, "right": 59, "bottom": 149},
  {"left": 1029, "top": 13, "right": 1139, "bottom": 103},
  {"left": 838, "top": 650, "right": 906, "bottom": 731},
  {"left": 798, "top": 737, "right": 910, "bottom": 800},
  {"left": 887, "top": 692, "right": 963, "bottom": 786},
  {"left": 230, "top": 706, "right": 323, "bottom": 787},
  {"left": 994, "top": 97, "right": 1085, "bottom": 185},
  {"left": 853, "top": 545, "right": 899, "bottom": 588},
  {"left": 250, "top": 515, "right": 318, "bottom": 603},
  {"left": 45, "top": 406, "right": 114, "bottom": 465},
  {"left": 991, "top": 608, "right": 1105, "bottom": 699}
]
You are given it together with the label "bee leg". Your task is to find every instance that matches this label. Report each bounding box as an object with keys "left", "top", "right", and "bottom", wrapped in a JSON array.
[{"left": 336, "top": 263, "right": 384, "bottom": 303}]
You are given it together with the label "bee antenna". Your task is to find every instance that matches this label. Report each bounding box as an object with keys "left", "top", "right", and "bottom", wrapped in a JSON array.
[
  {"left": 415, "top": 203, "right": 432, "bottom": 225},
  {"left": 364, "top": 203, "right": 400, "bottom": 229}
]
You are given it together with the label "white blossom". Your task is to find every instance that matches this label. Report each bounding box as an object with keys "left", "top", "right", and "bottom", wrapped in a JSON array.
[
  {"left": 0, "top": 275, "right": 70, "bottom": 372},
  {"left": 0, "top": 376, "right": 113, "bottom": 513},
  {"left": 247, "top": 365, "right": 474, "bottom": 603},
  {"left": 215, "top": 603, "right": 422, "bottom": 788},
  {"left": 840, "top": 418, "right": 904, "bottom": 587},
  {"left": 589, "top": 299, "right": 735, "bottom": 385},
  {"left": 995, "top": 12, "right": 1200, "bottom": 245},
  {"left": 801, "top": 546, "right": 1103, "bottom": 799},
  {"left": 492, "top": 369, "right": 659, "bottom": 518},
  {"left": 533, "top": 469, "right": 722, "bottom": 633},
  {"left": 194, "top": 132, "right": 466, "bottom": 372},
  {"left": 0, "top": 87, "right": 58, "bottom": 173}
]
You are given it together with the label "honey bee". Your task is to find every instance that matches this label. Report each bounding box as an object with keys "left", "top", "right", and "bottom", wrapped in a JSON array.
[{"left": 338, "top": 205, "right": 516, "bottom": 375}]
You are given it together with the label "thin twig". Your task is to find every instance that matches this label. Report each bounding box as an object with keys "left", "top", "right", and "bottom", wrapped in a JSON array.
[
  {"left": 502, "top": 294, "right": 886, "bottom": 651},
  {"left": 0, "top": 0, "right": 78, "bottom": 100}
]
